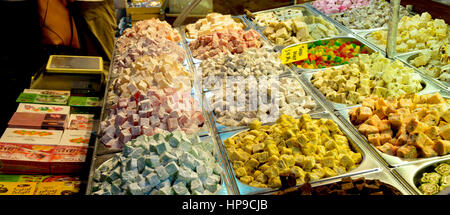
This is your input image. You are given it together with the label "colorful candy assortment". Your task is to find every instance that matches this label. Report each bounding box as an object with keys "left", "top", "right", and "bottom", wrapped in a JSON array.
[
  {"left": 312, "top": 0, "right": 371, "bottom": 14},
  {"left": 294, "top": 39, "right": 368, "bottom": 69}
]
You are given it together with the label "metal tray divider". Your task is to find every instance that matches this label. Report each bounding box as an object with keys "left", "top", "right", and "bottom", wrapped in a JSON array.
[
  {"left": 85, "top": 39, "right": 118, "bottom": 194},
  {"left": 202, "top": 93, "right": 240, "bottom": 195}
]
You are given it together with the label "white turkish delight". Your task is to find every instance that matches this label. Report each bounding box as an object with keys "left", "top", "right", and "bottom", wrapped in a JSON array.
[
  {"left": 155, "top": 141, "right": 169, "bottom": 155},
  {"left": 126, "top": 158, "right": 138, "bottom": 171},
  {"left": 172, "top": 182, "right": 190, "bottom": 195},
  {"left": 122, "top": 144, "right": 135, "bottom": 157},
  {"left": 164, "top": 161, "right": 179, "bottom": 176},
  {"left": 121, "top": 170, "right": 138, "bottom": 183},
  {"left": 137, "top": 156, "right": 145, "bottom": 172},
  {"left": 158, "top": 185, "right": 174, "bottom": 195},
  {"left": 141, "top": 166, "right": 154, "bottom": 177},
  {"left": 155, "top": 165, "right": 170, "bottom": 180},
  {"left": 160, "top": 151, "right": 177, "bottom": 165},
  {"left": 203, "top": 177, "right": 218, "bottom": 193},
  {"left": 111, "top": 183, "right": 122, "bottom": 195},
  {"left": 177, "top": 166, "right": 194, "bottom": 184},
  {"left": 144, "top": 155, "right": 160, "bottom": 168},
  {"left": 107, "top": 166, "right": 121, "bottom": 182},
  {"left": 145, "top": 172, "right": 161, "bottom": 188},
  {"left": 190, "top": 179, "right": 204, "bottom": 193},
  {"left": 127, "top": 101, "right": 136, "bottom": 109},
  {"left": 138, "top": 110, "right": 149, "bottom": 118},
  {"left": 128, "top": 183, "right": 143, "bottom": 195},
  {"left": 179, "top": 152, "right": 196, "bottom": 170},
  {"left": 196, "top": 165, "right": 208, "bottom": 180}
]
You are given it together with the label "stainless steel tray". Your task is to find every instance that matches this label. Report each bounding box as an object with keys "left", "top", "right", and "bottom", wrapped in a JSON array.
[
  {"left": 302, "top": 67, "right": 442, "bottom": 111},
  {"left": 395, "top": 51, "right": 450, "bottom": 90},
  {"left": 203, "top": 74, "right": 326, "bottom": 133},
  {"left": 86, "top": 135, "right": 230, "bottom": 195},
  {"left": 261, "top": 168, "right": 413, "bottom": 195},
  {"left": 243, "top": 4, "right": 349, "bottom": 51},
  {"left": 287, "top": 36, "right": 377, "bottom": 73},
  {"left": 335, "top": 91, "right": 450, "bottom": 168},
  {"left": 216, "top": 111, "right": 381, "bottom": 195},
  {"left": 392, "top": 158, "right": 450, "bottom": 195}
]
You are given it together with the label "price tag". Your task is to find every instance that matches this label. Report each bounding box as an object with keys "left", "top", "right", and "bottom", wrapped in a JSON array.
[{"left": 279, "top": 44, "right": 308, "bottom": 64}]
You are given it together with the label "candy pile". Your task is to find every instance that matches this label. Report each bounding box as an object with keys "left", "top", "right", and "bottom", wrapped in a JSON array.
[
  {"left": 200, "top": 48, "right": 288, "bottom": 86},
  {"left": 331, "top": 0, "right": 410, "bottom": 29},
  {"left": 250, "top": 8, "right": 305, "bottom": 27},
  {"left": 224, "top": 114, "right": 362, "bottom": 188},
  {"left": 349, "top": 93, "right": 450, "bottom": 159},
  {"left": 294, "top": 39, "right": 368, "bottom": 69},
  {"left": 92, "top": 131, "right": 223, "bottom": 195},
  {"left": 113, "top": 19, "right": 184, "bottom": 76},
  {"left": 262, "top": 15, "right": 340, "bottom": 46},
  {"left": 368, "top": 12, "right": 449, "bottom": 53},
  {"left": 418, "top": 163, "right": 449, "bottom": 195},
  {"left": 110, "top": 54, "right": 193, "bottom": 99},
  {"left": 210, "top": 77, "right": 317, "bottom": 127},
  {"left": 189, "top": 28, "right": 262, "bottom": 60},
  {"left": 410, "top": 44, "right": 450, "bottom": 84},
  {"left": 185, "top": 13, "right": 245, "bottom": 39},
  {"left": 311, "top": 53, "right": 424, "bottom": 105},
  {"left": 312, "top": 0, "right": 371, "bottom": 14},
  {"left": 100, "top": 88, "right": 205, "bottom": 149}
]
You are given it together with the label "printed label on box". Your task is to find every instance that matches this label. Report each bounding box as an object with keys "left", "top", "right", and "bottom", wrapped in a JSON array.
[
  {"left": 17, "top": 103, "right": 70, "bottom": 115},
  {"left": 68, "top": 114, "right": 95, "bottom": 131},
  {"left": 0, "top": 182, "right": 37, "bottom": 195},
  {"left": 0, "top": 128, "right": 63, "bottom": 146}
]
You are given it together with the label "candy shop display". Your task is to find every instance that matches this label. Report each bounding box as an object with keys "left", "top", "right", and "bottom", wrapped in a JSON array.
[
  {"left": 409, "top": 44, "right": 450, "bottom": 84},
  {"left": 262, "top": 15, "right": 340, "bottom": 46},
  {"left": 311, "top": 53, "right": 424, "bottom": 105},
  {"left": 224, "top": 114, "right": 362, "bottom": 188},
  {"left": 185, "top": 13, "right": 245, "bottom": 39},
  {"left": 209, "top": 77, "right": 317, "bottom": 126},
  {"left": 92, "top": 131, "right": 223, "bottom": 195},
  {"left": 294, "top": 39, "right": 369, "bottom": 69},
  {"left": 349, "top": 93, "right": 450, "bottom": 159},
  {"left": 367, "top": 12, "right": 449, "bottom": 53},
  {"left": 418, "top": 163, "right": 449, "bottom": 195},
  {"left": 189, "top": 28, "right": 262, "bottom": 60},
  {"left": 312, "top": 0, "right": 371, "bottom": 14},
  {"left": 331, "top": 0, "right": 411, "bottom": 29}
]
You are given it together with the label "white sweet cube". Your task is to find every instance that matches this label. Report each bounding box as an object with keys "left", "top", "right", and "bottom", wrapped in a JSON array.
[
  {"left": 122, "top": 144, "right": 135, "bottom": 157},
  {"left": 155, "top": 141, "right": 168, "bottom": 155},
  {"left": 128, "top": 183, "right": 143, "bottom": 195},
  {"left": 190, "top": 179, "right": 204, "bottom": 193},
  {"left": 129, "top": 147, "right": 144, "bottom": 158},
  {"left": 121, "top": 170, "right": 138, "bottom": 183},
  {"left": 160, "top": 152, "right": 177, "bottom": 165},
  {"left": 144, "top": 155, "right": 160, "bottom": 168},
  {"left": 164, "top": 161, "right": 179, "bottom": 176},
  {"left": 141, "top": 166, "right": 154, "bottom": 177},
  {"left": 145, "top": 172, "right": 161, "bottom": 188},
  {"left": 137, "top": 156, "right": 145, "bottom": 173},
  {"left": 126, "top": 158, "right": 138, "bottom": 171},
  {"left": 172, "top": 182, "right": 190, "bottom": 195},
  {"left": 179, "top": 152, "right": 196, "bottom": 170},
  {"left": 155, "top": 165, "right": 170, "bottom": 180},
  {"left": 203, "top": 177, "right": 217, "bottom": 193}
]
